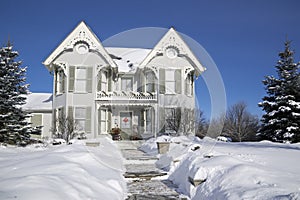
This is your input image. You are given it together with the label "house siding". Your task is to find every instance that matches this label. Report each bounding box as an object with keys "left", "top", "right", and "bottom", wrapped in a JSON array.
[{"left": 42, "top": 22, "right": 205, "bottom": 139}]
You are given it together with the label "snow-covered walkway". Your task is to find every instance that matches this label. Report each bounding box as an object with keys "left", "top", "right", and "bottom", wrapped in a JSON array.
[{"left": 116, "top": 141, "right": 184, "bottom": 200}]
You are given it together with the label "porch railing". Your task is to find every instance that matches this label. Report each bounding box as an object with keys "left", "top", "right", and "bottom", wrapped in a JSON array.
[{"left": 96, "top": 91, "right": 157, "bottom": 101}]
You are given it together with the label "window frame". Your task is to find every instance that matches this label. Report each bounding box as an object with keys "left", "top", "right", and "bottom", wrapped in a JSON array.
[
  {"left": 99, "top": 108, "right": 107, "bottom": 134},
  {"left": 186, "top": 73, "right": 193, "bottom": 96},
  {"left": 121, "top": 77, "right": 133, "bottom": 92},
  {"left": 75, "top": 67, "right": 87, "bottom": 93},
  {"left": 74, "top": 107, "right": 86, "bottom": 132},
  {"left": 145, "top": 71, "right": 155, "bottom": 93},
  {"left": 165, "top": 69, "right": 176, "bottom": 94},
  {"left": 145, "top": 108, "right": 152, "bottom": 132}
]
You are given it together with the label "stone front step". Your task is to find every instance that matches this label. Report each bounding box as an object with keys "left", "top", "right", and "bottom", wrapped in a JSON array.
[
  {"left": 124, "top": 164, "right": 167, "bottom": 180},
  {"left": 126, "top": 180, "right": 186, "bottom": 200},
  {"left": 122, "top": 149, "right": 158, "bottom": 164}
]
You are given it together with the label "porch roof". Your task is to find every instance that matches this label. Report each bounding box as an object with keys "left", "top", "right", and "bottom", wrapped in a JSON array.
[{"left": 22, "top": 93, "right": 53, "bottom": 112}]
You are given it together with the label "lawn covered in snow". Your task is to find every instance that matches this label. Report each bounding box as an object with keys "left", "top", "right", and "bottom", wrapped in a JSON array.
[
  {"left": 140, "top": 136, "right": 300, "bottom": 200},
  {"left": 0, "top": 138, "right": 126, "bottom": 200}
]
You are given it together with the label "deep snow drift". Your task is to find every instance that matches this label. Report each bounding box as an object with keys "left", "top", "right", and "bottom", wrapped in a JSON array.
[
  {"left": 1, "top": 136, "right": 300, "bottom": 200},
  {"left": 140, "top": 136, "right": 300, "bottom": 200},
  {"left": 0, "top": 138, "right": 126, "bottom": 200}
]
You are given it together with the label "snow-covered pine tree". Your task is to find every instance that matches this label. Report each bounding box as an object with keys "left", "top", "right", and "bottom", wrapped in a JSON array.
[
  {"left": 0, "top": 42, "right": 31, "bottom": 145},
  {"left": 259, "top": 40, "right": 300, "bottom": 143}
]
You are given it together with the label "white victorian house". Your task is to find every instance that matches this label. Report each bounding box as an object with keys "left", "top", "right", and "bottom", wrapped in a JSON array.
[{"left": 38, "top": 21, "right": 205, "bottom": 140}]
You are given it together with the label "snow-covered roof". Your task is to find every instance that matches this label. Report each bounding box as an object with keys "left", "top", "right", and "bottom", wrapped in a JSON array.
[
  {"left": 105, "top": 47, "right": 151, "bottom": 73},
  {"left": 23, "top": 93, "right": 52, "bottom": 111}
]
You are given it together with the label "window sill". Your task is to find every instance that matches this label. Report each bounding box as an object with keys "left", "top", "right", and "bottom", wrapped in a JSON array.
[
  {"left": 73, "top": 92, "right": 89, "bottom": 94},
  {"left": 164, "top": 93, "right": 177, "bottom": 95}
]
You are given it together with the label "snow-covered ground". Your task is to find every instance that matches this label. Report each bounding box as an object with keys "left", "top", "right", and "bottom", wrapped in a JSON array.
[
  {"left": 140, "top": 136, "right": 300, "bottom": 200},
  {"left": 1, "top": 136, "right": 300, "bottom": 200},
  {"left": 0, "top": 138, "right": 126, "bottom": 200}
]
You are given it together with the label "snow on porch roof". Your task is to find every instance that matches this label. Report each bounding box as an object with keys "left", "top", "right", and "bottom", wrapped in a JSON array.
[
  {"left": 23, "top": 93, "right": 52, "bottom": 111},
  {"left": 105, "top": 47, "right": 151, "bottom": 73}
]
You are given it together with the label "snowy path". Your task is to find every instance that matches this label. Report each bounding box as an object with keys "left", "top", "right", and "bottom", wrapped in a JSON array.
[{"left": 116, "top": 141, "right": 184, "bottom": 200}]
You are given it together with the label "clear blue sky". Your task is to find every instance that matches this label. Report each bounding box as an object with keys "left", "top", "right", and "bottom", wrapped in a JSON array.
[{"left": 1, "top": 0, "right": 300, "bottom": 119}]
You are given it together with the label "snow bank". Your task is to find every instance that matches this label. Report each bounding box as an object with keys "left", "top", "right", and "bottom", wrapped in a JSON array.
[
  {"left": 0, "top": 137, "right": 126, "bottom": 200},
  {"left": 141, "top": 136, "right": 300, "bottom": 199}
]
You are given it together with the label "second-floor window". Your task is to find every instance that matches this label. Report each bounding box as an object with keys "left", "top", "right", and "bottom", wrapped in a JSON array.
[
  {"left": 98, "top": 70, "right": 108, "bottom": 92},
  {"left": 159, "top": 69, "right": 181, "bottom": 94},
  {"left": 121, "top": 77, "right": 133, "bottom": 91},
  {"left": 56, "top": 70, "right": 65, "bottom": 94},
  {"left": 75, "top": 67, "right": 87, "bottom": 92},
  {"left": 69, "top": 66, "right": 93, "bottom": 93},
  {"left": 185, "top": 73, "right": 193, "bottom": 96},
  {"left": 146, "top": 71, "right": 155, "bottom": 93},
  {"left": 165, "top": 70, "right": 176, "bottom": 94}
]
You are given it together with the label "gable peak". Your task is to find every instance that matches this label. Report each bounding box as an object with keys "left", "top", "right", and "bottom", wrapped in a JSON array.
[{"left": 43, "top": 21, "right": 117, "bottom": 69}]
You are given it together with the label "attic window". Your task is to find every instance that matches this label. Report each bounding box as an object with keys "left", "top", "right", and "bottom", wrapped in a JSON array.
[{"left": 75, "top": 43, "right": 89, "bottom": 54}]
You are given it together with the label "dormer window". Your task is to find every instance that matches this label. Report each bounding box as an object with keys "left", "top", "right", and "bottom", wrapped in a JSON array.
[
  {"left": 121, "top": 77, "right": 133, "bottom": 91},
  {"left": 145, "top": 71, "right": 155, "bottom": 93}
]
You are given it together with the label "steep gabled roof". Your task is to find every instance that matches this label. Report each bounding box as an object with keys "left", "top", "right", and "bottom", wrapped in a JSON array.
[
  {"left": 43, "top": 21, "right": 116, "bottom": 71},
  {"left": 140, "top": 27, "right": 206, "bottom": 76}
]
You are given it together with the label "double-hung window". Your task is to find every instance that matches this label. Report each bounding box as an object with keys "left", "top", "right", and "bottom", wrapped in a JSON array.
[
  {"left": 69, "top": 66, "right": 92, "bottom": 93},
  {"left": 101, "top": 71, "right": 107, "bottom": 91},
  {"left": 121, "top": 77, "right": 133, "bottom": 91},
  {"left": 165, "top": 108, "right": 175, "bottom": 132},
  {"left": 75, "top": 107, "right": 86, "bottom": 132},
  {"left": 186, "top": 73, "right": 193, "bottom": 96},
  {"left": 146, "top": 71, "right": 155, "bottom": 93},
  {"left": 75, "top": 67, "right": 87, "bottom": 93},
  {"left": 57, "top": 70, "right": 65, "bottom": 94},
  {"left": 165, "top": 70, "right": 175, "bottom": 94},
  {"left": 145, "top": 109, "right": 152, "bottom": 132},
  {"left": 99, "top": 109, "right": 107, "bottom": 133},
  {"left": 98, "top": 70, "right": 108, "bottom": 92}
]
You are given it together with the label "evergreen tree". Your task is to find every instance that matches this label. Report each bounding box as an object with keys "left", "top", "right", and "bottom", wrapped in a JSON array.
[
  {"left": 259, "top": 40, "right": 300, "bottom": 143},
  {"left": 0, "top": 42, "right": 31, "bottom": 145}
]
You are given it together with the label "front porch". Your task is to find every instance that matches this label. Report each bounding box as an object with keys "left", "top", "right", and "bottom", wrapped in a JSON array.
[{"left": 96, "top": 104, "right": 156, "bottom": 140}]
